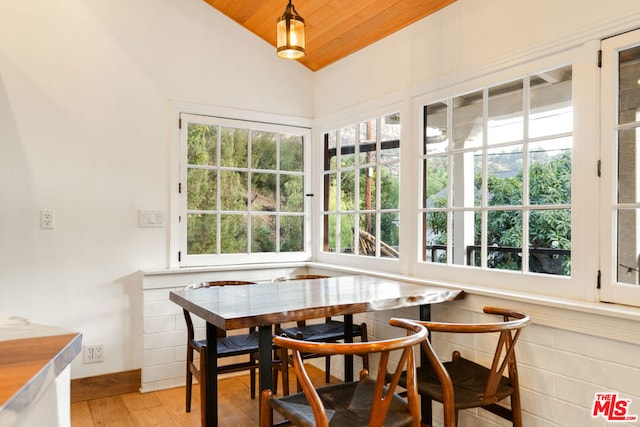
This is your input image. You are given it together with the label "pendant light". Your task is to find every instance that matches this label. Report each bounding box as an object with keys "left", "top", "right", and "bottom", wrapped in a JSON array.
[{"left": 276, "top": 0, "right": 305, "bottom": 59}]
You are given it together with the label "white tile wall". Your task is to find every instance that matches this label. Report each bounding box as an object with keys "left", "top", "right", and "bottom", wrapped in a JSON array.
[{"left": 140, "top": 271, "right": 640, "bottom": 426}]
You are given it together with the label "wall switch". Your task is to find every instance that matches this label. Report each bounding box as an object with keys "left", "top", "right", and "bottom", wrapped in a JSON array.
[
  {"left": 83, "top": 344, "right": 104, "bottom": 363},
  {"left": 139, "top": 210, "right": 165, "bottom": 228},
  {"left": 40, "top": 209, "right": 55, "bottom": 229}
]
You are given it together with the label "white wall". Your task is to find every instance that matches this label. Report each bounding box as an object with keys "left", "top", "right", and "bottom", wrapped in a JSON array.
[{"left": 0, "top": 0, "right": 312, "bottom": 379}]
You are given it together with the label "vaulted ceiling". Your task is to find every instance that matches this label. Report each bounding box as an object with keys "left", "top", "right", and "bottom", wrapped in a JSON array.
[{"left": 203, "top": 0, "right": 457, "bottom": 71}]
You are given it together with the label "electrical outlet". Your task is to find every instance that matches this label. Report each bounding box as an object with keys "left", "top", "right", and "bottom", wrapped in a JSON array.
[
  {"left": 40, "top": 209, "right": 55, "bottom": 229},
  {"left": 83, "top": 344, "right": 104, "bottom": 363}
]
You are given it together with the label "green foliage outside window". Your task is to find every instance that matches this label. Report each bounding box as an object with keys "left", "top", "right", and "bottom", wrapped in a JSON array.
[
  {"left": 185, "top": 121, "right": 305, "bottom": 257},
  {"left": 426, "top": 151, "right": 571, "bottom": 275}
]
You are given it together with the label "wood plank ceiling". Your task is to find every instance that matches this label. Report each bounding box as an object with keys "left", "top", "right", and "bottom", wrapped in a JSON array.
[{"left": 203, "top": 0, "right": 457, "bottom": 71}]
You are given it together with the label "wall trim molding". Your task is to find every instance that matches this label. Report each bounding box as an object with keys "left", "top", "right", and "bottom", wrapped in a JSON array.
[{"left": 71, "top": 369, "right": 141, "bottom": 403}]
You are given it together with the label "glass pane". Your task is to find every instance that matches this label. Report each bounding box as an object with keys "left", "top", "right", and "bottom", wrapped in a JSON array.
[
  {"left": 325, "top": 172, "right": 337, "bottom": 211},
  {"left": 451, "top": 151, "right": 480, "bottom": 208},
  {"left": 617, "top": 209, "right": 640, "bottom": 284},
  {"left": 381, "top": 113, "right": 401, "bottom": 159},
  {"left": 340, "top": 125, "right": 356, "bottom": 168},
  {"left": 251, "top": 131, "right": 276, "bottom": 170},
  {"left": 281, "top": 175, "right": 304, "bottom": 212},
  {"left": 187, "top": 169, "right": 216, "bottom": 210},
  {"left": 280, "top": 215, "right": 304, "bottom": 252},
  {"left": 380, "top": 212, "right": 399, "bottom": 258},
  {"left": 451, "top": 211, "right": 476, "bottom": 265},
  {"left": 340, "top": 170, "right": 355, "bottom": 210},
  {"left": 220, "top": 214, "right": 247, "bottom": 253},
  {"left": 529, "top": 209, "right": 571, "bottom": 276},
  {"left": 381, "top": 162, "right": 400, "bottom": 210},
  {"left": 359, "top": 167, "right": 376, "bottom": 210},
  {"left": 425, "top": 102, "right": 448, "bottom": 154},
  {"left": 425, "top": 211, "right": 447, "bottom": 263},
  {"left": 359, "top": 119, "right": 377, "bottom": 165},
  {"left": 220, "top": 127, "right": 248, "bottom": 168},
  {"left": 281, "top": 133, "right": 303, "bottom": 171},
  {"left": 487, "top": 209, "right": 522, "bottom": 271},
  {"left": 340, "top": 214, "right": 355, "bottom": 254},
  {"left": 358, "top": 212, "right": 376, "bottom": 257},
  {"left": 326, "top": 131, "right": 338, "bottom": 171},
  {"left": 425, "top": 156, "right": 448, "bottom": 208},
  {"left": 187, "top": 123, "right": 217, "bottom": 165},
  {"left": 619, "top": 46, "right": 640, "bottom": 125},
  {"left": 251, "top": 214, "right": 276, "bottom": 252},
  {"left": 529, "top": 137, "right": 572, "bottom": 205},
  {"left": 488, "top": 80, "right": 523, "bottom": 144},
  {"left": 187, "top": 213, "right": 217, "bottom": 254},
  {"left": 326, "top": 214, "right": 337, "bottom": 252},
  {"left": 530, "top": 66, "right": 572, "bottom": 138},
  {"left": 487, "top": 146, "right": 523, "bottom": 206},
  {"left": 618, "top": 127, "right": 640, "bottom": 203},
  {"left": 220, "top": 171, "right": 248, "bottom": 211},
  {"left": 474, "top": 152, "right": 483, "bottom": 207},
  {"left": 251, "top": 172, "right": 276, "bottom": 211},
  {"left": 469, "top": 211, "right": 482, "bottom": 267},
  {"left": 453, "top": 90, "right": 483, "bottom": 149}
]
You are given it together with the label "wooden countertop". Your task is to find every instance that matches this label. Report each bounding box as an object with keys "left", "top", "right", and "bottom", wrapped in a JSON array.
[{"left": 0, "top": 315, "right": 82, "bottom": 425}]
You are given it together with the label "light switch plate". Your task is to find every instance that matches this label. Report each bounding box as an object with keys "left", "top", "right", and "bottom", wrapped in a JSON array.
[{"left": 139, "top": 210, "right": 165, "bottom": 227}]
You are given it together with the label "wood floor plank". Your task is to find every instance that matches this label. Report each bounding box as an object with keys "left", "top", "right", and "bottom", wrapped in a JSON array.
[
  {"left": 120, "top": 390, "right": 162, "bottom": 412},
  {"left": 130, "top": 405, "right": 178, "bottom": 427},
  {"left": 70, "top": 401, "right": 94, "bottom": 427},
  {"left": 72, "top": 364, "right": 335, "bottom": 427},
  {"left": 86, "top": 395, "right": 136, "bottom": 426},
  {"left": 153, "top": 386, "right": 202, "bottom": 427}
]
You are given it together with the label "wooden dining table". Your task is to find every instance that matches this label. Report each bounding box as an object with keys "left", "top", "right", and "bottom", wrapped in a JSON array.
[{"left": 169, "top": 274, "right": 463, "bottom": 427}]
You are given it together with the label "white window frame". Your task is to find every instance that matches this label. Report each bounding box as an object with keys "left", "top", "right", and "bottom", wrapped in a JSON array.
[
  {"left": 313, "top": 102, "right": 410, "bottom": 274},
  {"left": 320, "top": 112, "right": 401, "bottom": 259},
  {"left": 408, "top": 48, "right": 600, "bottom": 301},
  {"left": 170, "top": 102, "right": 312, "bottom": 268},
  {"left": 600, "top": 28, "right": 640, "bottom": 307}
]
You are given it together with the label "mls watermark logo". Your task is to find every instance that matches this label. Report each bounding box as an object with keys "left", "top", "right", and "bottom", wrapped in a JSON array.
[{"left": 592, "top": 393, "right": 638, "bottom": 422}]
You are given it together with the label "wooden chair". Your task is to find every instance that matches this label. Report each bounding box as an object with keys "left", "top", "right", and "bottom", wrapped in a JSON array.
[
  {"left": 183, "top": 280, "right": 289, "bottom": 415},
  {"left": 261, "top": 317, "right": 427, "bottom": 427},
  {"left": 272, "top": 274, "right": 369, "bottom": 389},
  {"left": 400, "top": 307, "right": 531, "bottom": 427}
]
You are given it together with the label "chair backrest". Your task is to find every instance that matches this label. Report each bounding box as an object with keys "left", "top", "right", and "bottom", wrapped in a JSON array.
[
  {"left": 183, "top": 281, "right": 258, "bottom": 339},
  {"left": 417, "top": 307, "right": 530, "bottom": 418},
  {"left": 271, "top": 274, "right": 328, "bottom": 282},
  {"left": 271, "top": 317, "right": 427, "bottom": 427}
]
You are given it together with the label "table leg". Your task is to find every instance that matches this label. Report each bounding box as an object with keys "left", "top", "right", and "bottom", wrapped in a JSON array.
[
  {"left": 419, "top": 304, "right": 433, "bottom": 426},
  {"left": 258, "top": 325, "right": 273, "bottom": 418},
  {"left": 205, "top": 323, "right": 218, "bottom": 427},
  {"left": 344, "top": 314, "right": 354, "bottom": 382}
]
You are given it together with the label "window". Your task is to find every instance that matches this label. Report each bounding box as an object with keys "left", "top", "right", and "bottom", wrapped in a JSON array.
[
  {"left": 600, "top": 29, "right": 640, "bottom": 306},
  {"left": 178, "top": 113, "right": 310, "bottom": 266},
  {"left": 322, "top": 113, "right": 401, "bottom": 258},
  {"left": 421, "top": 66, "right": 573, "bottom": 276}
]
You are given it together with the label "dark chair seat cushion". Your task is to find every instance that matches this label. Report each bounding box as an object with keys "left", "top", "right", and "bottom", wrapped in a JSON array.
[
  {"left": 282, "top": 321, "right": 363, "bottom": 342},
  {"left": 192, "top": 332, "right": 260, "bottom": 358},
  {"left": 403, "top": 357, "right": 514, "bottom": 410},
  {"left": 268, "top": 377, "right": 415, "bottom": 427}
]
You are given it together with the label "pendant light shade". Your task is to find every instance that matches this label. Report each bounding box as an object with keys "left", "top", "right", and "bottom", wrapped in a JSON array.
[{"left": 277, "top": 0, "right": 305, "bottom": 59}]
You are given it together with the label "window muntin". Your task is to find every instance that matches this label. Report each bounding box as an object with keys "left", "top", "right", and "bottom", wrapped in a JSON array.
[
  {"left": 322, "top": 113, "right": 401, "bottom": 258},
  {"left": 179, "top": 114, "right": 309, "bottom": 265},
  {"left": 421, "top": 66, "right": 572, "bottom": 276}
]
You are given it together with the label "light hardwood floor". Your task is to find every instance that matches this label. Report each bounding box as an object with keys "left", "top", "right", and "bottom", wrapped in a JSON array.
[{"left": 71, "top": 365, "right": 335, "bottom": 426}]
